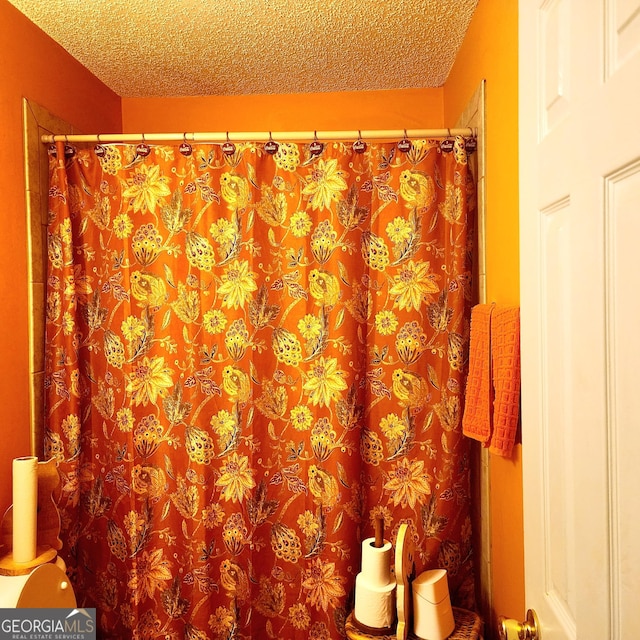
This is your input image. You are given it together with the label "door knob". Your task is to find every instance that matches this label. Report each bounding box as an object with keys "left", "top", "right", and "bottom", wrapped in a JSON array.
[{"left": 497, "top": 609, "right": 540, "bottom": 640}]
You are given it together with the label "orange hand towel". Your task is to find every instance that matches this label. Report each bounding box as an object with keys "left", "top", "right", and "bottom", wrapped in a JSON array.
[
  {"left": 462, "top": 304, "right": 494, "bottom": 445},
  {"left": 489, "top": 306, "right": 521, "bottom": 457}
]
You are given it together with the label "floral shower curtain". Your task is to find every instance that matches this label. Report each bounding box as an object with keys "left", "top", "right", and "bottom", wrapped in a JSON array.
[{"left": 45, "top": 136, "right": 476, "bottom": 640}]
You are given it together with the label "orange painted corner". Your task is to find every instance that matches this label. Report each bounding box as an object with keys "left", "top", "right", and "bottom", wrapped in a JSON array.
[
  {"left": 445, "top": 0, "right": 524, "bottom": 631},
  {"left": 0, "top": 0, "right": 121, "bottom": 515}
]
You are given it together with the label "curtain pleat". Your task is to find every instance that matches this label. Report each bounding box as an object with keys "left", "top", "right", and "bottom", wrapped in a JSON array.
[{"left": 45, "top": 137, "right": 476, "bottom": 639}]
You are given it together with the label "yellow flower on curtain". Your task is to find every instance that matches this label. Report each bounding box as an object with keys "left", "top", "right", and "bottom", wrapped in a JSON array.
[
  {"left": 302, "top": 158, "right": 348, "bottom": 211},
  {"left": 386, "top": 216, "right": 413, "bottom": 243},
  {"left": 383, "top": 457, "right": 432, "bottom": 508},
  {"left": 185, "top": 425, "right": 215, "bottom": 465},
  {"left": 113, "top": 213, "right": 133, "bottom": 238},
  {"left": 202, "top": 308, "right": 227, "bottom": 334},
  {"left": 121, "top": 315, "right": 145, "bottom": 341},
  {"left": 298, "top": 314, "right": 322, "bottom": 340},
  {"left": 216, "top": 452, "right": 256, "bottom": 503},
  {"left": 115, "top": 407, "right": 135, "bottom": 432},
  {"left": 389, "top": 259, "right": 439, "bottom": 311},
  {"left": 375, "top": 310, "right": 399, "bottom": 335},
  {"left": 290, "top": 404, "right": 313, "bottom": 431},
  {"left": 288, "top": 603, "right": 311, "bottom": 630},
  {"left": 208, "top": 607, "right": 235, "bottom": 636},
  {"left": 301, "top": 557, "right": 347, "bottom": 612},
  {"left": 290, "top": 210, "right": 313, "bottom": 237},
  {"left": 122, "top": 164, "right": 171, "bottom": 214},
  {"left": 303, "top": 356, "right": 348, "bottom": 407},
  {"left": 126, "top": 355, "right": 174, "bottom": 407},
  {"left": 126, "top": 548, "right": 172, "bottom": 605},
  {"left": 222, "top": 512, "right": 249, "bottom": 554},
  {"left": 218, "top": 259, "right": 258, "bottom": 309},
  {"left": 380, "top": 412, "right": 405, "bottom": 441}
]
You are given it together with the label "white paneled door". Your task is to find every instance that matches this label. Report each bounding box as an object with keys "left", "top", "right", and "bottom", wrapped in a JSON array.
[{"left": 519, "top": 0, "right": 640, "bottom": 639}]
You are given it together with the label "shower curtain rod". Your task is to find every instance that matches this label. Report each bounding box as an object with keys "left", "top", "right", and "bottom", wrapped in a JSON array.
[{"left": 41, "top": 127, "right": 475, "bottom": 144}]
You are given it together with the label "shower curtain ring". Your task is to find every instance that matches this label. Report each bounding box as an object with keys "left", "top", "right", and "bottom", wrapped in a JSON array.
[
  {"left": 180, "top": 132, "right": 193, "bottom": 156},
  {"left": 137, "top": 132, "right": 150, "bottom": 157},
  {"left": 310, "top": 130, "right": 324, "bottom": 155},
  {"left": 353, "top": 130, "right": 367, "bottom": 153},
  {"left": 265, "top": 132, "right": 278, "bottom": 154},
  {"left": 222, "top": 131, "right": 236, "bottom": 155}
]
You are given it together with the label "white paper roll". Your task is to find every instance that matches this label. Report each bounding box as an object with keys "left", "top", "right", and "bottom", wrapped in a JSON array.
[
  {"left": 354, "top": 573, "right": 396, "bottom": 629},
  {"left": 360, "top": 537, "right": 393, "bottom": 585},
  {"left": 12, "top": 456, "right": 38, "bottom": 563}
]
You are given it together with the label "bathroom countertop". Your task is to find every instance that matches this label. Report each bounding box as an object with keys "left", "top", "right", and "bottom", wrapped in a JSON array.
[{"left": 345, "top": 607, "right": 482, "bottom": 640}]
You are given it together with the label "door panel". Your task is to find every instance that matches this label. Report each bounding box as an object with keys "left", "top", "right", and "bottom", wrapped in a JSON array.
[
  {"left": 519, "top": 0, "right": 640, "bottom": 638},
  {"left": 605, "top": 163, "right": 640, "bottom": 638}
]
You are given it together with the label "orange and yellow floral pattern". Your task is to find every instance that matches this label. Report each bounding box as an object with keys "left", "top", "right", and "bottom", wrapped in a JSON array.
[{"left": 46, "top": 137, "right": 476, "bottom": 639}]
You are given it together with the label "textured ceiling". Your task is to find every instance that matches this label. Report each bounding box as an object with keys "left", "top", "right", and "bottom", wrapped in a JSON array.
[{"left": 9, "top": 0, "right": 478, "bottom": 98}]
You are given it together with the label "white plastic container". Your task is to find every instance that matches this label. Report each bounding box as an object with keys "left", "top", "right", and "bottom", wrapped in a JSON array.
[{"left": 412, "top": 569, "right": 455, "bottom": 640}]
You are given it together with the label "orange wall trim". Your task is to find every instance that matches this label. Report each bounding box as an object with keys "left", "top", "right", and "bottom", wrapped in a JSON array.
[
  {"left": 445, "top": 0, "right": 524, "bottom": 634},
  {"left": 122, "top": 88, "right": 444, "bottom": 134}
]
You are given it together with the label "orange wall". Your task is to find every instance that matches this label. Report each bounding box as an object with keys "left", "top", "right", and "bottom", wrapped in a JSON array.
[
  {"left": 0, "top": 0, "right": 121, "bottom": 515},
  {"left": 445, "top": 0, "right": 524, "bottom": 635},
  {"left": 122, "top": 88, "right": 444, "bottom": 134}
]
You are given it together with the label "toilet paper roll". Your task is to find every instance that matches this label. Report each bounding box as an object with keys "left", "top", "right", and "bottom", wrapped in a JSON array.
[
  {"left": 360, "top": 537, "right": 393, "bottom": 586},
  {"left": 354, "top": 573, "right": 396, "bottom": 629},
  {"left": 12, "top": 456, "right": 38, "bottom": 563}
]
